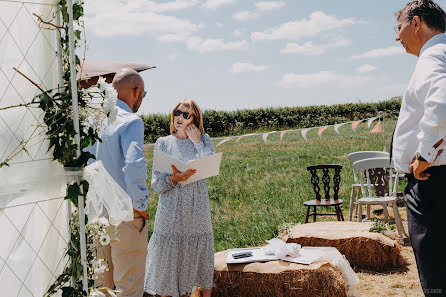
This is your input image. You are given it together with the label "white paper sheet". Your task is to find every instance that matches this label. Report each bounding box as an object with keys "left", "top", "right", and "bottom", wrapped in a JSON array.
[{"left": 153, "top": 149, "right": 223, "bottom": 185}]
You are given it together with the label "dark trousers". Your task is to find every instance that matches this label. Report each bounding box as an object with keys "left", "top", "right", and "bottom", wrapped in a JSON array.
[{"left": 405, "top": 166, "right": 446, "bottom": 297}]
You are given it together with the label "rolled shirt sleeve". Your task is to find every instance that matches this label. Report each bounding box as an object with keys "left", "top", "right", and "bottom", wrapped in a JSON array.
[
  {"left": 416, "top": 55, "right": 446, "bottom": 163},
  {"left": 121, "top": 119, "right": 149, "bottom": 211}
]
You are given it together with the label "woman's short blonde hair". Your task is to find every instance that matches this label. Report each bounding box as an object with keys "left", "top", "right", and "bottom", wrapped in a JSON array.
[{"left": 170, "top": 99, "right": 205, "bottom": 134}]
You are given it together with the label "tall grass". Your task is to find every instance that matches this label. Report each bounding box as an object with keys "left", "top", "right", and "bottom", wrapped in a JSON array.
[{"left": 144, "top": 117, "right": 398, "bottom": 252}]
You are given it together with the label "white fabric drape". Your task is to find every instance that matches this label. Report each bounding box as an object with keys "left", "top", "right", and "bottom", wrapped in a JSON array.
[{"left": 0, "top": 1, "right": 69, "bottom": 296}]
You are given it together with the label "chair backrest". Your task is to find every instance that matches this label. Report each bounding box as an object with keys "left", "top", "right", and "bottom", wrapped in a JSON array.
[
  {"left": 306, "top": 164, "right": 342, "bottom": 201},
  {"left": 347, "top": 151, "right": 390, "bottom": 183},
  {"left": 352, "top": 157, "right": 398, "bottom": 198}
]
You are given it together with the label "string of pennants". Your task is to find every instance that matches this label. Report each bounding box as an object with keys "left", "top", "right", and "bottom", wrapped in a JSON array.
[{"left": 215, "top": 115, "right": 383, "bottom": 147}]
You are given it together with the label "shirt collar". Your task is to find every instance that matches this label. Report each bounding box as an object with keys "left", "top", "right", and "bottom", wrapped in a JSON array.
[
  {"left": 420, "top": 33, "right": 446, "bottom": 56},
  {"left": 116, "top": 99, "right": 133, "bottom": 113}
]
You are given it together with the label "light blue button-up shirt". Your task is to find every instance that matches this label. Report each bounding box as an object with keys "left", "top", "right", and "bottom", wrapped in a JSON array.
[{"left": 89, "top": 99, "right": 149, "bottom": 211}]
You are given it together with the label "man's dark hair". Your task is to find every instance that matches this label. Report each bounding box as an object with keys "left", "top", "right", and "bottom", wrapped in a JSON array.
[{"left": 397, "top": 0, "right": 446, "bottom": 32}]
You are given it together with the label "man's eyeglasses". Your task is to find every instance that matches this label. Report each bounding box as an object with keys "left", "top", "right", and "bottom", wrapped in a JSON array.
[
  {"left": 134, "top": 87, "right": 147, "bottom": 98},
  {"left": 173, "top": 109, "right": 193, "bottom": 119}
]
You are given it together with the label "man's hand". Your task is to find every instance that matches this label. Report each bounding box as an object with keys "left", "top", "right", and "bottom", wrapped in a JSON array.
[
  {"left": 169, "top": 165, "right": 196, "bottom": 182},
  {"left": 185, "top": 124, "right": 202, "bottom": 144},
  {"left": 409, "top": 159, "right": 431, "bottom": 180},
  {"left": 133, "top": 209, "right": 150, "bottom": 220}
]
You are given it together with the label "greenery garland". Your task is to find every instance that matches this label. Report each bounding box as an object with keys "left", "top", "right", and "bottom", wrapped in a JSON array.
[{"left": 0, "top": 1, "right": 116, "bottom": 296}]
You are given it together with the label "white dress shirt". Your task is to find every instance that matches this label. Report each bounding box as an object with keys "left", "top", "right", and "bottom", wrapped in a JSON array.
[{"left": 393, "top": 33, "right": 446, "bottom": 173}]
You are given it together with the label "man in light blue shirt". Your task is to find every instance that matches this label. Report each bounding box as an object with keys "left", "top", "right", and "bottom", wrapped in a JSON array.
[{"left": 92, "top": 68, "right": 149, "bottom": 297}]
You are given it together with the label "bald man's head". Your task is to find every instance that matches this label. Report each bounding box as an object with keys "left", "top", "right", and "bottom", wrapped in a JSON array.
[{"left": 112, "top": 68, "right": 146, "bottom": 112}]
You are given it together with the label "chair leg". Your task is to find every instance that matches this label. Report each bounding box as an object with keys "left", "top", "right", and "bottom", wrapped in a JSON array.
[
  {"left": 366, "top": 205, "right": 371, "bottom": 220},
  {"left": 313, "top": 206, "right": 317, "bottom": 222},
  {"left": 357, "top": 203, "right": 363, "bottom": 222},
  {"left": 335, "top": 206, "right": 341, "bottom": 221},
  {"left": 349, "top": 188, "right": 355, "bottom": 221},
  {"left": 338, "top": 205, "right": 344, "bottom": 221},
  {"left": 392, "top": 202, "right": 405, "bottom": 244},
  {"left": 305, "top": 206, "right": 310, "bottom": 223},
  {"left": 382, "top": 203, "right": 389, "bottom": 222}
]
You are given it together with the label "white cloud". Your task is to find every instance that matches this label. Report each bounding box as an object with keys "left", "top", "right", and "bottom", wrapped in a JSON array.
[
  {"left": 216, "top": 22, "right": 223, "bottom": 28},
  {"left": 201, "top": 0, "right": 236, "bottom": 10},
  {"left": 281, "top": 37, "right": 351, "bottom": 55},
  {"left": 84, "top": 0, "right": 199, "bottom": 38},
  {"left": 350, "top": 46, "right": 404, "bottom": 60},
  {"left": 251, "top": 11, "right": 356, "bottom": 41},
  {"left": 278, "top": 70, "right": 369, "bottom": 88},
  {"left": 233, "top": 29, "right": 242, "bottom": 37},
  {"left": 168, "top": 54, "right": 177, "bottom": 62},
  {"left": 254, "top": 1, "right": 286, "bottom": 11},
  {"left": 186, "top": 37, "right": 248, "bottom": 53},
  {"left": 230, "top": 62, "right": 269, "bottom": 73},
  {"left": 233, "top": 11, "right": 259, "bottom": 21},
  {"left": 144, "top": 0, "right": 200, "bottom": 12},
  {"left": 356, "top": 64, "right": 377, "bottom": 74}
]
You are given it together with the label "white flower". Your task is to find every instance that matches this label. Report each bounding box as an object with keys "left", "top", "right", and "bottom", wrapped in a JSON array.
[
  {"left": 97, "top": 77, "right": 107, "bottom": 92},
  {"left": 103, "top": 85, "right": 117, "bottom": 112},
  {"left": 108, "top": 107, "right": 118, "bottom": 124},
  {"left": 96, "top": 217, "right": 110, "bottom": 227},
  {"left": 99, "top": 233, "right": 111, "bottom": 245}
]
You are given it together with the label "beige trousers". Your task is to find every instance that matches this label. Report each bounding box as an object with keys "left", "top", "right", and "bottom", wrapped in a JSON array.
[{"left": 96, "top": 213, "right": 148, "bottom": 297}]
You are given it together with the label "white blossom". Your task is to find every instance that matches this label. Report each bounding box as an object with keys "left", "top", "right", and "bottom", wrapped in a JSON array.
[
  {"left": 108, "top": 107, "right": 118, "bottom": 124},
  {"left": 97, "top": 77, "right": 107, "bottom": 92},
  {"left": 99, "top": 233, "right": 111, "bottom": 245}
]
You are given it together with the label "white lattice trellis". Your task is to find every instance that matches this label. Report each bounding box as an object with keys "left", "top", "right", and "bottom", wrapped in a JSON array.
[{"left": 0, "top": 1, "right": 70, "bottom": 296}]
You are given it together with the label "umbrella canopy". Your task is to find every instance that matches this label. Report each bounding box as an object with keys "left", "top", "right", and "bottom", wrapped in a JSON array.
[{"left": 77, "top": 60, "right": 155, "bottom": 89}]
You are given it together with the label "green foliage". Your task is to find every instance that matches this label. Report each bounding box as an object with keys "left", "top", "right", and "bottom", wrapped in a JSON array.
[
  {"left": 369, "top": 219, "right": 396, "bottom": 237},
  {"left": 141, "top": 98, "right": 401, "bottom": 143}
]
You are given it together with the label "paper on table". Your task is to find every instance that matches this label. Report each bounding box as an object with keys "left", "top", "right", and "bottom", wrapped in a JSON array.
[{"left": 153, "top": 149, "right": 223, "bottom": 185}]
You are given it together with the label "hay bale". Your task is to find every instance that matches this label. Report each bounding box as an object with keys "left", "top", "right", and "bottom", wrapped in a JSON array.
[
  {"left": 213, "top": 251, "right": 347, "bottom": 297},
  {"left": 281, "top": 222, "right": 404, "bottom": 271}
]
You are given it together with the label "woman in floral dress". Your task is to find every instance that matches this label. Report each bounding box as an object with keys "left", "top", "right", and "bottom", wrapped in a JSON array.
[{"left": 145, "top": 99, "right": 215, "bottom": 297}]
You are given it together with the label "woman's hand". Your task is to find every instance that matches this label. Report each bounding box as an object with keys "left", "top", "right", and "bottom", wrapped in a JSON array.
[
  {"left": 169, "top": 165, "right": 196, "bottom": 182},
  {"left": 186, "top": 124, "right": 202, "bottom": 144}
]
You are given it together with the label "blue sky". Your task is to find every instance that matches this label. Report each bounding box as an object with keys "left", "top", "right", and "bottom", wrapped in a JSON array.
[{"left": 83, "top": 0, "right": 446, "bottom": 115}]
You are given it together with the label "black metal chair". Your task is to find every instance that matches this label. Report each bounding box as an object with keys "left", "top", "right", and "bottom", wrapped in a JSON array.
[{"left": 304, "top": 164, "right": 344, "bottom": 223}]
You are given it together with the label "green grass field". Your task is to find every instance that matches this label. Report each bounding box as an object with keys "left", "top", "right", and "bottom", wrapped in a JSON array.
[{"left": 143, "top": 117, "right": 399, "bottom": 252}]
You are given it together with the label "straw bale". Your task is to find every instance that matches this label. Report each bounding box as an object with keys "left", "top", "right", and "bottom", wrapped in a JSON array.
[
  {"left": 213, "top": 251, "right": 347, "bottom": 297},
  {"left": 281, "top": 221, "right": 404, "bottom": 271}
]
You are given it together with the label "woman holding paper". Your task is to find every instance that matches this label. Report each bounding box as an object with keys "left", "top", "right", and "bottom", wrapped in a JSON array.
[{"left": 145, "top": 99, "right": 216, "bottom": 297}]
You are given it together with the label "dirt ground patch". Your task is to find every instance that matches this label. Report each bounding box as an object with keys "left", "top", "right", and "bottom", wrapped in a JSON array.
[{"left": 354, "top": 205, "right": 423, "bottom": 297}]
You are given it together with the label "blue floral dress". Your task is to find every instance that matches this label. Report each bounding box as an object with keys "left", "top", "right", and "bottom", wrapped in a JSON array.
[{"left": 144, "top": 134, "right": 215, "bottom": 297}]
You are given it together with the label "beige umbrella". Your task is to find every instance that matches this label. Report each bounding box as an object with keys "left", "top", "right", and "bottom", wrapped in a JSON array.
[{"left": 77, "top": 60, "right": 155, "bottom": 89}]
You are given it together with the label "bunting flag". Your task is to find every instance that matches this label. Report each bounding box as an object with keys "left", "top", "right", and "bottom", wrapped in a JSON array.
[
  {"left": 216, "top": 137, "right": 233, "bottom": 147},
  {"left": 262, "top": 132, "right": 275, "bottom": 144},
  {"left": 367, "top": 116, "right": 379, "bottom": 128},
  {"left": 352, "top": 120, "right": 362, "bottom": 133},
  {"left": 280, "top": 131, "right": 288, "bottom": 141},
  {"left": 334, "top": 123, "right": 346, "bottom": 135},
  {"left": 301, "top": 128, "right": 310, "bottom": 141},
  {"left": 210, "top": 115, "right": 382, "bottom": 147},
  {"left": 369, "top": 121, "right": 383, "bottom": 134},
  {"left": 318, "top": 126, "right": 328, "bottom": 138}
]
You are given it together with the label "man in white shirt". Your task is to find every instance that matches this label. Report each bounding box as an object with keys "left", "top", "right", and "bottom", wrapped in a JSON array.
[{"left": 393, "top": 1, "right": 446, "bottom": 296}]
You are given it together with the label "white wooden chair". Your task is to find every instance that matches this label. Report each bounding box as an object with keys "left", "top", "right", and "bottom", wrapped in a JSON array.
[
  {"left": 353, "top": 157, "right": 407, "bottom": 243},
  {"left": 347, "top": 151, "right": 390, "bottom": 220}
]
